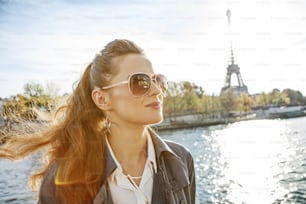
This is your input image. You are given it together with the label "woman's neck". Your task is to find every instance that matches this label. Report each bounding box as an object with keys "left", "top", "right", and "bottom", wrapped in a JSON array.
[
  {"left": 107, "top": 125, "right": 148, "bottom": 161},
  {"left": 107, "top": 125, "right": 149, "bottom": 182}
]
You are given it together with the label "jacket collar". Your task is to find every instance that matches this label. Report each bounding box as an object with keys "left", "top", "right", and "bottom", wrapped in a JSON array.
[
  {"left": 104, "top": 142, "right": 117, "bottom": 181},
  {"left": 103, "top": 127, "right": 188, "bottom": 180},
  {"left": 148, "top": 127, "right": 178, "bottom": 159},
  {"left": 103, "top": 127, "right": 178, "bottom": 180},
  {"left": 93, "top": 143, "right": 117, "bottom": 204},
  {"left": 99, "top": 128, "right": 189, "bottom": 204},
  {"left": 149, "top": 128, "right": 190, "bottom": 203}
]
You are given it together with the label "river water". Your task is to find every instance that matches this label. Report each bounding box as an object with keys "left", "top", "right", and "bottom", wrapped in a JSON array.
[{"left": 1, "top": 117, "right": 306, "bottom": 204}]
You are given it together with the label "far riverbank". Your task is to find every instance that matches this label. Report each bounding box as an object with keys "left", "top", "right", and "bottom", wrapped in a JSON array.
[
  {"left": 1, "top": 106, "right": 306, "bottom": 136},
  {"left": 154, "top": 105, "right": 306, "bottom": 131}
]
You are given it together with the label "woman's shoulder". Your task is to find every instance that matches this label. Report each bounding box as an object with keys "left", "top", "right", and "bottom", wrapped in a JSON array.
[
  {"left": 163, "top": 139, "right": 193, "bottom": 160},
  {"left": 38, "top": 163, "right": 58, "bottom": 203}
]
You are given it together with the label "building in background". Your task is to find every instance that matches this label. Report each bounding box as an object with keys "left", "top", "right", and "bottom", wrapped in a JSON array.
[{"left": 220, "top": 9, "right": 249, "bottom": 96}]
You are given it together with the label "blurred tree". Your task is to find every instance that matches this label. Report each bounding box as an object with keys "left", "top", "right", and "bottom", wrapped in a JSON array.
[
  {"left": 163, "top": 82, "right": 304, "bottom": 118},
  {"left": 268, "top": 89, "right": 290, "bottom": 106},
  {"left": 219, "top": 90, "right": 239, "bottom": 114},
  {"left": 45, "top": 81, "right": 60, "bottom": 98},
  {"left": 253, "top": 92, "right": 269, "bottom": 108},
  {"left": 283, "top": 89, "right": 306, "bottom": 106},
  {"left": 24, "top": 82, "right": 44, "bottom": 97},
  {"left": 239, "top": 93, "right": 252, "bottom": 114}
]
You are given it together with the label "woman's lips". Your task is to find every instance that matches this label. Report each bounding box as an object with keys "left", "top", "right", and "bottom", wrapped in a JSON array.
[{"left": 145, "top": 101, "right": 161, "bottom": 109}]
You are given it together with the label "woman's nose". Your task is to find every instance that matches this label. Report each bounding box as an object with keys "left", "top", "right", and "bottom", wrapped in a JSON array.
[{"left": 149, "top": 80, "right": 163, "bottom": 96}]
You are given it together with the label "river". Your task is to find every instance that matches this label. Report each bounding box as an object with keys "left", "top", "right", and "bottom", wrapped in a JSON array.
[{"left": 1, "top": 117, "right": 306, "bottom": 204}]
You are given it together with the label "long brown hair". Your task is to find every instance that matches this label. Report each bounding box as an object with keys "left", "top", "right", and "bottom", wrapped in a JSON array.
[{"left": 0, "top": 39, "right": 144, "bottom": 203}]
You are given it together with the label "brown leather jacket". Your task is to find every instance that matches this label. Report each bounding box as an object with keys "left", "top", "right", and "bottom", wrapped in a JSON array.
[{"left": 38, "top": 129, "right": 196, "bottom": 204}]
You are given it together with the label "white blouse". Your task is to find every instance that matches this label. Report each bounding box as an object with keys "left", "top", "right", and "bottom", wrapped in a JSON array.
[{"left": 105, "top": 135, "right": 157, "bottom": 204}]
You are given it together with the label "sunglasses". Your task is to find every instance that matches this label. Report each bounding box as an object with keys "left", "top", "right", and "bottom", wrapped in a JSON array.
[{"left": 102, "top": 73, "right": 168, "bottom": 97}]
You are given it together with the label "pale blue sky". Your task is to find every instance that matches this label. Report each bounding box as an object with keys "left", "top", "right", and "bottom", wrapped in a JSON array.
[{"left": 1, "top": 0, "right": 306, "bottom": 98}]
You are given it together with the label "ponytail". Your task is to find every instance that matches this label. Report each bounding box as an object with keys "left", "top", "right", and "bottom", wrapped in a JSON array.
[{"left": 54, "top": 63, "right": 106, "bottom": 203}]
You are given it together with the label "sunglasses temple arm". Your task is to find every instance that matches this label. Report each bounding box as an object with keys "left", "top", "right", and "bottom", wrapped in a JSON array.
[{"left": 102, "top": 80, "right": 129, "bottom": 90}]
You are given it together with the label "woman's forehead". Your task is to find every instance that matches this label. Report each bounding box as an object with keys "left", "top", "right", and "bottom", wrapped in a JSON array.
[{"left": 114, "top": 54, "right": 154, "bottom": 78}]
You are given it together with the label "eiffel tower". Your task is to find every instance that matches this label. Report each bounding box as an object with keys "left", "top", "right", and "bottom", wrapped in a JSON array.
[{"left": 220, "top": 9, "right": 248, "bottom": 96}]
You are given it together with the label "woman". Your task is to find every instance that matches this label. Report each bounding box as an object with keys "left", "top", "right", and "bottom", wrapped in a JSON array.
[{"left": 0, "top": 39, "right": 195, "bottom": 204}]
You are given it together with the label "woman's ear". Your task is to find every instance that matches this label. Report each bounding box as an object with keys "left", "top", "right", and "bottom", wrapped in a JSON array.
[{"left": 91, "top": 88, "right": 111, "bottom": 110}]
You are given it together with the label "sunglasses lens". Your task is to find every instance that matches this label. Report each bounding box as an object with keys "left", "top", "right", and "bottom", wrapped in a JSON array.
[
  {"left": 130, "top": 74, "right": 151, "bottom": 96},
  {"left": 155, "top": 74, "right": 168, "bottom": 93}
]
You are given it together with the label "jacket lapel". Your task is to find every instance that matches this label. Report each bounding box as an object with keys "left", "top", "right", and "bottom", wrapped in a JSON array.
[
  {"left": 149, "top": 128, "right": 189, "bottom": 202},
  {"left": 94, "top": 128, "right": 189, "bottom": 204},
  {"left": 151, "top": 171, "right": 167, "bottom": 203},
  {"left": 93, "top": 144, "right": 116, "bottom": 204}
]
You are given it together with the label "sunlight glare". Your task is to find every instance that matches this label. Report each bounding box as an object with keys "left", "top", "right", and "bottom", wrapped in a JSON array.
[{"left": 213, "top": 120, "right": 292, "bottom": 204}]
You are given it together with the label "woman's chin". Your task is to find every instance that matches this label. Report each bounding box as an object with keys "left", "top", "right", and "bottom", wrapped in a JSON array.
[{"left": 147, "top": 116, "right": 163, "bottom": 125}]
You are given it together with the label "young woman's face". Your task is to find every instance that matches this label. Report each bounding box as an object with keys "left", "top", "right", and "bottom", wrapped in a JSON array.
[{"left": 107, "top": 54, "right": 164, "bottom": 127}]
